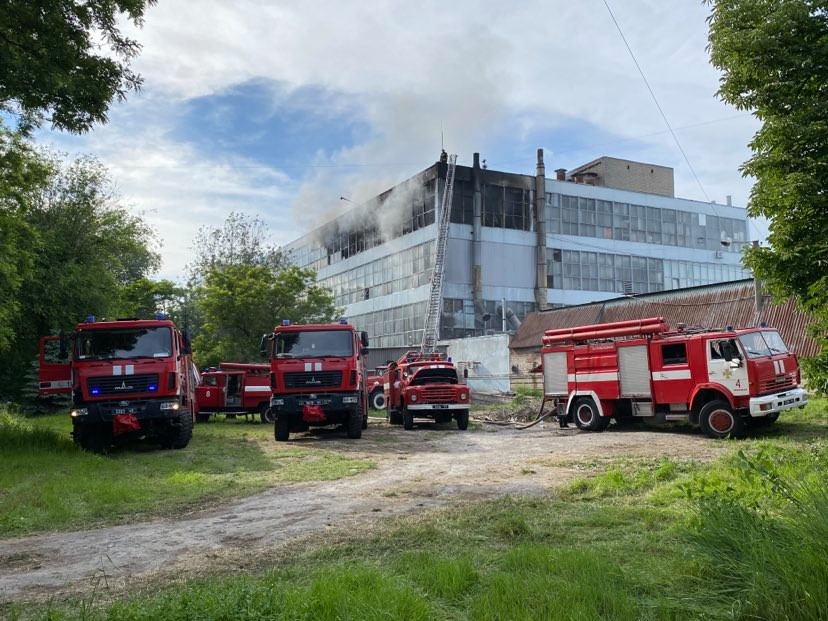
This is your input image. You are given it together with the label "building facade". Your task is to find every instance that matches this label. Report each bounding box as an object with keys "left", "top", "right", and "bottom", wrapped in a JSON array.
[{"left": 286, "top": 151, "right": 750, "bottom": 351}]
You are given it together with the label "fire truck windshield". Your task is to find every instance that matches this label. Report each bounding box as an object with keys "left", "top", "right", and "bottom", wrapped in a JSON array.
[
  {"left": 738, "top": 330, "right": 789, "bottom": 358},
  {"left": 274, "top": 330, "right": 353, "bottom": 358},
  {"left": 76, "top": 327, "right": 173, "bottom": 360}
]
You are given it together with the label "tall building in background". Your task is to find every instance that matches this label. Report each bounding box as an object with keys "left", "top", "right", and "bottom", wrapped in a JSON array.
[{"left": 286, "top": 151, "right": 750, "bottom": 359}]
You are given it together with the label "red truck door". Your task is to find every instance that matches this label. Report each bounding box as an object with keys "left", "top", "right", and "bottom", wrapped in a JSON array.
[
  {"left": 38, "top": 336, "right": 71, "bottom": 396},
  {"left": 196, "top": 373, "right": 227, "bottom": 409}
]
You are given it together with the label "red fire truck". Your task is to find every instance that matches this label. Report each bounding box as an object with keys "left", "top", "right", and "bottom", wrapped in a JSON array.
[
  {"left": 261, "top": 319, "right": 369, "bottom": 441},
  {"left": 195, "top": 363, "right": 273, "bottom": 423},
  {"left": 367, "top": 366, "right": 388, "bottom": 410},
  {"left": 384, "top": 351, "right": 470, "bottom": 430},
  {"left": 540, "top": 317, "right": 807, "bottom": 439},
  {"left": 39, "top": 315, "right": 199, "bottom": 452}
]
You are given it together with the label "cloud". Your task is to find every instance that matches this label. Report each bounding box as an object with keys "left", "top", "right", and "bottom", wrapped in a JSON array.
[{"left": 50, "top": 0, "right": 765, "bottom": 277}]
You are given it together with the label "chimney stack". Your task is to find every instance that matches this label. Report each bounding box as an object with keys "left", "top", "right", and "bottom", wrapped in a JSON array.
[{"left": 554, "top": 168, "right": 566, "bottom": 182}]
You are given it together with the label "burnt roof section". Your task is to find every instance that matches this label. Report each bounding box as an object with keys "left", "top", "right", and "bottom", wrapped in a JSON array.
[{"left": 510, "top": 279, "right": 818, "bottom": 357}]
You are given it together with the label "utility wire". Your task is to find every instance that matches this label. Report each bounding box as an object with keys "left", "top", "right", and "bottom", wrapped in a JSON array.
[{"left": 601, "top": 0, "right": 711, "bottom": 204}]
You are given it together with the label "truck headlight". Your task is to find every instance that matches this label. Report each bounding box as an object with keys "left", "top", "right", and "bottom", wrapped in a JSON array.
[
  {"left": 160, "top": 401, "right": 180, "bottom": 411},
  {"left": 410, "top": 394, "right": 418, "bottom": 402},
  {"left": 460, "top": 393, "right": 467, "bottom": 401},
  {"left": 70, "top": 408, "right": 88, "bottom": 417}
]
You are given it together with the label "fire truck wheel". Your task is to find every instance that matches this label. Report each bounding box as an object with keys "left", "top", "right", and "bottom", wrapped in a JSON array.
[
  {"left": 370, "top": 389, "right": 387, "bottom": 411},
  {"left": 347, "top": 406, "right": 363, "bottom": 439},
  {"left": 572, "top": 397, "right": 609, "bottom": 432},
  {"left": 161, "top": 408, "right": 193, "bottom": 449},
  {"left": 699, "top": 400, "right": 745, "bottom": 439},
  {"left": 275, "top": 415, "right": 290, "bottom": 441},
  {"left": 259, "top": 403, "right": 276, "bottom": 424},
  {"left": 402, "top": 408, "right": 414, "bottom": 430},
  {"left": 456, "top": 409, "right": 469, "bottom": 430},
  {"left": 74, "top": 424, "right": 110, "bottom": 454}
]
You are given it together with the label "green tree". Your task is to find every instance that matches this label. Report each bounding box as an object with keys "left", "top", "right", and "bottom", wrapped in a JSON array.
[
  {"left": 706, "top": 0, "right": 828, "bottom": 388},
  {"left": 194, "top": 264, "right": 338, "bottom": 367},
  {"left": 0, "top": 0, "right": 157, "bottom": 132},
  {"left": 0, "top": 124, "right": 54, "bottom": 350},
  {"left": 114, "top": 278, "right": 183, "bottom": 320},
  {"left": 0, "top": 147, "right": 161, "bottom": 397}
]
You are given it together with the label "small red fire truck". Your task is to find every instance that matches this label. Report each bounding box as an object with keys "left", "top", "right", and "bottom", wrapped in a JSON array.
[
  {"left": 261, "top": 319, "right": 369, "bottom": 441},
  {"left": 367, "top": 366, "right": 388, "bottom": 410},
  {"left": 195, "top": 363, "right": 273, "bottom": 423},
  {"left": 384, "top": 351, "right": 470, "bottom": 430},
  {"left": 540, "top": 317, "right": 807, "bottom": 438},
  {"left": 39, "top": 314, "right": 199, "bottom": 452}
]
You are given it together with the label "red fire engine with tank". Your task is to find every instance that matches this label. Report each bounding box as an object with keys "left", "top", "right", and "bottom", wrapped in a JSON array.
[
  {"left": 195, "top": 363, "right": 273, "bottom": 423},
  {"left": 38, "top": 314, "right": 199, "bottom": 452},
  {"left": 539, "top": 317, "right": 807, "bottom": 438},
  {"left": 384, "top": 351, "right": 470, "bottom": 430},
  {"left": 261, "top": 319, "right": 369, "bottom": 441}
]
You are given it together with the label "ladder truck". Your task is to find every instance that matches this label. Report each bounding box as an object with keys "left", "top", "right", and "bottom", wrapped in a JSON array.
[{"left": 539, "top": 317, "right": 807, "bottom": 439}]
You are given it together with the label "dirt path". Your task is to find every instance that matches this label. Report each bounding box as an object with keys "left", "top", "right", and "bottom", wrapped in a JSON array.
[{"left": 0, "top": 421, "right": 725, "bottom": 601}]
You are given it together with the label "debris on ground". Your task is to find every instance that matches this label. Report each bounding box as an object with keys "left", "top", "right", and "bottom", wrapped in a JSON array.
[{"left": 473, "top": 395, "right": 544, "bottom": 424}]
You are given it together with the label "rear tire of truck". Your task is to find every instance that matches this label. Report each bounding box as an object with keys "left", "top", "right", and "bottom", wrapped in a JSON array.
[
  {"left": 572, "top": 397, "right": 609, "bottom": 432},
  {"left": 403, "top": 408, "right": 414, "bottom": 430},
  {"left": 259, "top": 403, "right": 275, "bottom": 424},
  {"left": 74, "top": 424, "right": 110, "bottom": 454},
  {"left": 699, "top": 400, "right": 745, "bottom": 439},
  {"left": 347, "top": 406, "right": 363, "bottom": 439},
  {"left": 370, "top": 389, "right": 386, "bottom": 410},
  {"left": 275, "top": 415, "right": 290, "bottom": 441},
  {"left": 456, "top": 409, "right": 469, "bottom": 430},
  {"left": 160, "top": 408, "right": 193, "bottom": 450}
]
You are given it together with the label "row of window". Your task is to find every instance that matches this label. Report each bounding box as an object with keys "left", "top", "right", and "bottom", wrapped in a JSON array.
[
  {"left": 349, "top": 301, "right": 428, "bottom": 349},
  {"left": 441, "top": 299, "right": 537, "bottom": 340},
  {"left": 290, "top": 181, "right": 749, "bottom": 271},
  {"left": 547, "top": 248, "right": 750, "bottom": 295},
  {"left": 317, "top": 242, "right": 435, "bottom": 307}
]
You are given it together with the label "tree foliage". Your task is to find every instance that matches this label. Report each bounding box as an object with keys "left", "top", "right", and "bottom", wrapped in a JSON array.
[
  {"left": 0, "top": 0, "right": 157, "bottom": 132},
  {"left": 0, "top": 127, "right": 161, "bottom": 396},
  {"left": 190, "top": 214, "right": 338, "bottom": 367},
  {"left": 706, "top": 0, "right": 828, "bottom": 388}
]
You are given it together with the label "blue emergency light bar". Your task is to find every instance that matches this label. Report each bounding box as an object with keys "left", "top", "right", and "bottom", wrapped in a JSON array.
[
  {"left": 282, "top": 319, "right": 291, "bottom": 326},
  {"left": 339, "top": 317, "right": 348, "bottom": 324},
  {"left": 155, "top": 312, "right": 166, "bottom": 320},
  {"left": 86, "top": 315, "right": 96, "bottom": 323}
]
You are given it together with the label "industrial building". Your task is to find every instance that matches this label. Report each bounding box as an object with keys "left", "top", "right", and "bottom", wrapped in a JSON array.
[{"left": 286, "top": 150, "right": 751, "bottom": 363}]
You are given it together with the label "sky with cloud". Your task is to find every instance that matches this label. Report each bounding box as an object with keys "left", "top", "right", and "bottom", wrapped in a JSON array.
[{"left": 41, "top": 0, "right": 765, "bottom": 281}]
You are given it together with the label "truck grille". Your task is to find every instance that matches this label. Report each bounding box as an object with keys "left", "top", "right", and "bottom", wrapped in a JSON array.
[
  {"left": 759, "top": 373, "right": 797, "bottom": 394},
  {"left": 88, "top": 374, "right": 159, "bottom": 396},
  {"left": 284, "top": 371, "right": 342, "bottom": 389},
  {"left": 417, "top": 386, "right": 458, "bottom": 404}
]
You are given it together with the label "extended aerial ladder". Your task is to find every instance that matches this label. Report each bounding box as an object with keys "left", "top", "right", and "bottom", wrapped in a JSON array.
[{"left": 420, "top": 153, "right": 457, "bottom": 353}]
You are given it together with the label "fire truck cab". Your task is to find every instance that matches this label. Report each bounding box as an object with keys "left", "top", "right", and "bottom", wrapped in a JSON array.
[
  {"left": 384, "top": 351, "right": 470, "bottom": 430},
  {"left": 38, "top": 315, "right": 199, "bottom": 452},
  {"left": 196, "top": 363, "right": 273, "bottom": 423},
  {"left": 541, "top": 317, "right": 807, "bottom": 439},
  {"left": 262, "top": 319, "right": 369, "bottom": 441}
]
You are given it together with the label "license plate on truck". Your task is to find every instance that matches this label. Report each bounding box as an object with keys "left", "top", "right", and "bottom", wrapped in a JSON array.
[
  {"left": 114, "top": 408, "right": 135, "bottom": 414},
  {"left": 432, "top": 404, "right": 449, "bottom": 409},
  {"left": 783, "top": 398, "right": 795, "bottom": 406}
]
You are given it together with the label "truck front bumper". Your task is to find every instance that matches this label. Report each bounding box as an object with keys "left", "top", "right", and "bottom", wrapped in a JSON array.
[
  {"left": 749, "top": 388, "right": 808, "bottom": 417},
  {"left": 406, "top": 403, "right": 468, "bottom": 411},
  {"left": 70, "top": 399, "right": 182, "bottom": 423},
  {"left": 270, "top": 392, "right": 360, "bottom": 413}
]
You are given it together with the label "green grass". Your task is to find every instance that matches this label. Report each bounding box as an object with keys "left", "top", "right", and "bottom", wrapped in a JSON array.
[
  {"left": 6, "top": 402, "right": 828, "bottom": 621},
  {"left": 0, "top": 409, "right": 374, "bottom": 538}
]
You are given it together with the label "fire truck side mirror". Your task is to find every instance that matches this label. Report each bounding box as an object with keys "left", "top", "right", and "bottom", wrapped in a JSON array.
[
  {"left": 360, "top": 331, "right": 369, "bottom": 348},
  {"left": 260, "top": 334, "right": 270, "bottom": 358},
  {"left": 729, "top": 358, "right": 742, "bottom": 368}
]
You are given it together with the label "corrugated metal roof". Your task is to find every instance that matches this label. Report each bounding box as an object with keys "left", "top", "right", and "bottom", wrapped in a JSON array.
[{"left": 510, "top": 279, "right": 818, "bottom": 357}]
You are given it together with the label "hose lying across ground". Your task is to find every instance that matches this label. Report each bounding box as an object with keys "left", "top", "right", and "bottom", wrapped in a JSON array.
[{"left": 471, "top": 396, "right": 562, "bottom": 430}]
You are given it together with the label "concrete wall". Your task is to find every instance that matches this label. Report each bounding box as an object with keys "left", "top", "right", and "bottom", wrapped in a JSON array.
[{"left": 443, "top": 333, "right": 511, "bottom": 394}]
